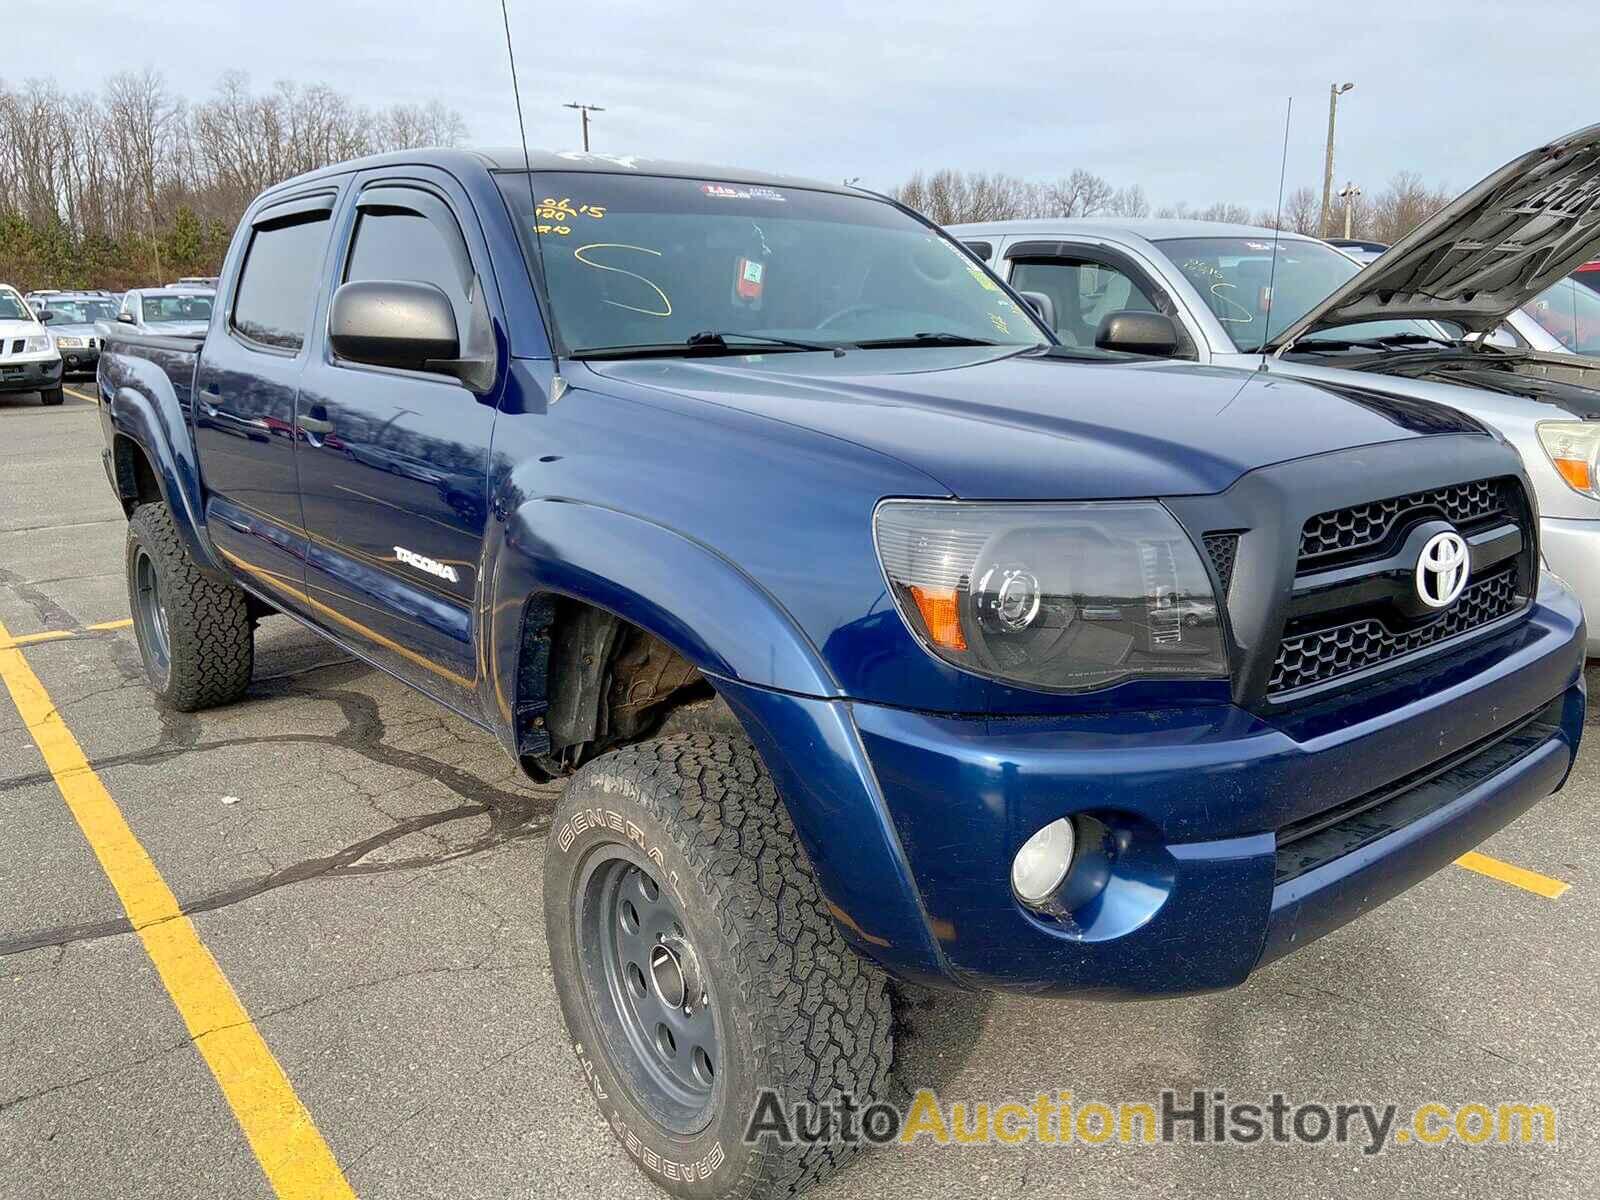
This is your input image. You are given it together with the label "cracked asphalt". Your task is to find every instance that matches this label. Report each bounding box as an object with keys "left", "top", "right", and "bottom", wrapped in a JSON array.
[{"left": 3, "top": 387, "right": 1598, "bottom": 1199}]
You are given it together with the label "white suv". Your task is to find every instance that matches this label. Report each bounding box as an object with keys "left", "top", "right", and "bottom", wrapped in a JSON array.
[{"left": 0, "top": 285, "right": 64, "bottom": 406}]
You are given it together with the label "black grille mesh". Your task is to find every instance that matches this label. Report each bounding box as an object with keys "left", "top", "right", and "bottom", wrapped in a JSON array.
[
  {"left": 1299, "top": 479, "right": 1508, "bottom": 566},
  {"left": 1203, "top": 533, "right": 1239, "bottom": 592},
  {"left": 1269, "top": 568, "right": 1522, "bottom": 695}
]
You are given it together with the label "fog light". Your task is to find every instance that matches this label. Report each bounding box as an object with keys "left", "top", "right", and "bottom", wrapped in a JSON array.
[{"left": 1011, "top": 817, "right": 1076, "bottom": 905}]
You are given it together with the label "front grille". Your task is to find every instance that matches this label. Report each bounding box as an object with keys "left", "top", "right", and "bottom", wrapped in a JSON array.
[
  {"left": 1275, "top": 696, "right": 1565, "bottom": 884},
  {"left": 1203, "top": 532, "right": 1239, "bottom": 593},
  {"left": 1269, "top": 566, "right": 1522, "bottom": 696},
  {"left": 1298, "top": 478, "right": 1510, "bottom": 568},
  {"left": 8, "top": 338, "right": 23, "bottom": 356}
]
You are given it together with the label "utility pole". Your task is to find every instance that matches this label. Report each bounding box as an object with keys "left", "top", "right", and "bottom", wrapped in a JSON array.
[
  {"left": 1319, "top": 81, "right": 1355, "bottom": 237},
  {"left": 563, "top": 102, "right": 605, "bottom": 152},
  {"left": 1338, "top": 180, "right": 1362, "bottom": 239}
]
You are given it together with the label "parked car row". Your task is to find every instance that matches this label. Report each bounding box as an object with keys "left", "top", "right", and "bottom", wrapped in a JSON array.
[
  {"left": 94, "top": 128, "right": 1594, "bottom": 1200},
  {"left": 0, "top": 281, "right": 218, "bottom": 404}
]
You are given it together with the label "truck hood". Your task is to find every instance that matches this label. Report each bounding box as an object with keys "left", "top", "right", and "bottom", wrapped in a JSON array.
[
  {"left": 1274, "top": 122, "right": 1600, "bottom": 348},
  {"left": 583, "top": 346, "right": 1484, "bottom": 499},
  {"left": 0, "top": 318, "right": 46, "bottom": 339},
  {"left": 45, "top": 321, "right": 98, "bottom": 338}
]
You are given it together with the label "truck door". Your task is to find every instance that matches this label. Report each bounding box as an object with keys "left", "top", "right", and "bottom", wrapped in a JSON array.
[
  {"left": 193, "top": 191, "right": 339, "bottom": 612},
  {"left": 293, "top": 173, "right": 501, "bottom": 717}
]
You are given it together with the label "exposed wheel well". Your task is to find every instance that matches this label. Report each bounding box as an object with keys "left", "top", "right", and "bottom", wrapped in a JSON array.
[
  {"left": 110, "top": 434, "right": 162, "bottom": 516},
  {"left": 513, "top": 594, "right": 740, "bottom": 779}
]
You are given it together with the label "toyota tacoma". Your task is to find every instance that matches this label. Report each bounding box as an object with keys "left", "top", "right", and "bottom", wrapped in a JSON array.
[{"left": 98, "top": 148, "right": 1585, "bottom": 1198}]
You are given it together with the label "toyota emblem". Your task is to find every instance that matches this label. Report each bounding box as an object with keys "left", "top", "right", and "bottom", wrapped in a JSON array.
[{"left": 1416, "top": 530, "right": 1470, "bottom": 609}]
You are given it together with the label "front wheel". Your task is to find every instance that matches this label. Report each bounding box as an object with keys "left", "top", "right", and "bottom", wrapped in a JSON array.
[
  {"left": 40, "top": 386, "right": 64, "bottom": 406},
  {"left": 545, "top": 733, "right": 895, "bottom": 1199},
  {"left": 126, "top": 502, "right": 255, "bottom": 710}
]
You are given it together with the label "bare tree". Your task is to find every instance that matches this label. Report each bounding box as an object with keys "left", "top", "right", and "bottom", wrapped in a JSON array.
[
  {"left": 0, "top": 70, "right": 471, "bottom": 290},
  {"left": 1044, "top": 168, "right": 1115, "bottom": 217},
  {"left": 1107, "top": 184, "right": 1150, "bottom": 218}
]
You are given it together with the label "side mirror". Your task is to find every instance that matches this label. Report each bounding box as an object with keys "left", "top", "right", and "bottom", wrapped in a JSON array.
[
  {"left": 116, "top": 312, "right": 136, "bottom": 324},
  {"left": 329, "top": 279, "right": 471, "bottom": 383},
  {"left": 37, "top": 310, "right": 55, "bottom": 324},
  {"left": 1095, "top": 310, "right": 1180, "bottom": 357},
  {"left": 1016, "top": 291, "right": 1056, "bottom": 331}
]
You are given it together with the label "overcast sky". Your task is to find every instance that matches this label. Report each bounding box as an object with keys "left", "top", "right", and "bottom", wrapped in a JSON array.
[{"left": 8, "top": 0, "right": 1598, "bottom": 206}]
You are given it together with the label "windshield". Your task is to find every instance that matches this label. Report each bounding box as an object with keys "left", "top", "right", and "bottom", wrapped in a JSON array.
[
  {"left": 1522, "top": 278, "right": 1600, "bottom": 355},
  {"left": 1155, "top": 236, "right": 1439, "bottom": 352},
  {"left": 43, "top": 299, "right": 118, "bottom": 325},
  {"left": 141, "top": 294, "right": 214, "bottom": 324},
  {"left": 0, "top": 293, "right": 29, "bottom": 321},
  {"left": 497, "top": 171, "right": 1047, "bottom": 356}
]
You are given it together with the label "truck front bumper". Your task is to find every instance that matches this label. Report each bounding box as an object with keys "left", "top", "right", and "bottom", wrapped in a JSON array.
[
  {"left": 55, "top": 345, "right": 99, "bottom": 374},
  {"left": 0, "top": 355, "right": 62, "bottom": 393},
  {"left": 719, "top": 575, "right": 1585, "bottom": 998}
]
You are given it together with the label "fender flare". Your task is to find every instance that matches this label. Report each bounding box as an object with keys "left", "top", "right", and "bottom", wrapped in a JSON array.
[
  {"left": 484, "top": 498, "right": 840, "bottom": 747},
  {"left": 108, "top": 385, "right": 222, "bottom": 576},
  {"left": 482, "top": 498, "right": 948, "bottom": 979}
]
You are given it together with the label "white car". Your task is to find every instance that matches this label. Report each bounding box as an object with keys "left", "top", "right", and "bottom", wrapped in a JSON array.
[
  {"left": 953, "top": 122, "right": 1600, "bottom": 652},
  {"left": 0, "top": 284, "right": 64, "bottom": 406}
]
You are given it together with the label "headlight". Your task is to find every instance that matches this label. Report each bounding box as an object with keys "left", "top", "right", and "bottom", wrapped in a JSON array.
[
  {"left": 22, "top": 334, "right": 51, "bottom": 353},
  {"left": 1536, "top": 421, "right": 1600, "bottom": 499},
  {"left": 874, "top": 499, "right": 1228, "bottom": 692},
  {"left": 55, "top": 335, "right": 83, "bottom": 348}
]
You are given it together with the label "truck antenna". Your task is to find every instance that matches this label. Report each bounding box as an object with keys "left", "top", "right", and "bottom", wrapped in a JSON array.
[
  {"left": 1259, "top": 97, "right": 1293, "bottom": 371},
  {"left": 499, "top": 0, "right": 565, "bottom": 395}
]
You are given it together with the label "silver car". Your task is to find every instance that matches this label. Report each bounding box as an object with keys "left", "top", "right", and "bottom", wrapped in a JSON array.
[
  {"left": 112, "top": 287, "right": 217, "bottom": 338},
  {"left": 953, "top": 123, "right": 1600, "bottom": 652},
  {"left": 36, "top": 293, "right": 119, "bottom": 375}
]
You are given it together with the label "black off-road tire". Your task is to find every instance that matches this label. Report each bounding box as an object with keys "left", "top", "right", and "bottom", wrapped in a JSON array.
[
  {"left": 40, "top": 386, "right": 65, "bottom": 406},
  {"left": 545, "top": 733, "right": 895, "bottom": 1200},
  {"left": 126, "top": 502, "right": 254, "bottom": 711}
]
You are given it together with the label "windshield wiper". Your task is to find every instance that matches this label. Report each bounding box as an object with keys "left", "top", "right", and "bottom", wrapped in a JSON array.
[
  {"left": 687, "top": 330, "right": 846, "bottom": 357},
  {"left": 571, "top": 331, "right": 847, "bottom": 361},
  {"left": 852, "top": 331, "right": 1002, "bottom": 349}
]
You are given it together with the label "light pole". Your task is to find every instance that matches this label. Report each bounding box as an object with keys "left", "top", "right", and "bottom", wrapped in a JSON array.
[
  {"left": 1319, "top": 81, "right": 1355, "bottom": 237},
  {"left": 1338, "top": 180, "right": 1362, "bottom": 240},
  {"left": 563, "top": 102, "right": 605, "bottom": 152}
]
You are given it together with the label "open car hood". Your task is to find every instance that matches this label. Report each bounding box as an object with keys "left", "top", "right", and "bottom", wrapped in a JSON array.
[{"left": 1273, "top": 122, "right": 1600, "bottom": 350}]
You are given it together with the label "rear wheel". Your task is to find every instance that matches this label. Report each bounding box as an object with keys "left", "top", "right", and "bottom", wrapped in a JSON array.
[
  {"left": 545, "top": 733, "right": 894, "bottom": 1199},
  {"left": 126, "top": 502, "right": 254, "bottom": 710},
  {"left": 40, "top": 386, "right": 64, "bottom": 406}
]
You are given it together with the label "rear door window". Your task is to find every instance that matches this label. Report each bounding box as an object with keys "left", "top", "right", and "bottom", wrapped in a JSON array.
[
  {"left": 1010, "top": 258, "right": 1163, "bottom": 348},
  {"left": 232, "top": 211, "right": 334, "bottom": 351}
]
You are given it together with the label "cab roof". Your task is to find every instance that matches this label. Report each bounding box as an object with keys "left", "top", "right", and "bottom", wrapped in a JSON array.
[{"left": 260, "top": 147, "right": 854, "bottom": 203}]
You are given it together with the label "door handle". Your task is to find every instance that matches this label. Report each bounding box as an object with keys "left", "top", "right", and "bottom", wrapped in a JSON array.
[{"left": 296, "top": 415, "right": 334, "bottom": 436}]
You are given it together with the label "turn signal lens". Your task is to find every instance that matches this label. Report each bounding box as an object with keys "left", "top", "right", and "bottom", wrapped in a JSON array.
[
  {"left": 1538, "top": 421, "right": 1600, "bottom": 500},
  {"left": 908, "top": 585, "right": 967, "bottom": 651}
]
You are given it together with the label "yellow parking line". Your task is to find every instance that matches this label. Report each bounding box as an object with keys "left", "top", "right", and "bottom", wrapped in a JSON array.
[
  {"left": 0, "top": 616, "right": 356, "bottom": 1200},
  {"left": 1456, "top": 851, "right": 1570, "bottom": 899},
  {"left": 63, "top": 385, "right": 97, "bottom": 403},
  {"left": 0, "top": 617, "right": 131, "bottom": 651}
]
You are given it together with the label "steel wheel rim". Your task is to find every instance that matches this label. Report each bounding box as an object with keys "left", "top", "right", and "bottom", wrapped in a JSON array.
[
  {"left": 576, "top": 849, "right": 720, "bottom": 1134},
  {"left": 131, "top": 548, "right": 171, "bottom": 684}
]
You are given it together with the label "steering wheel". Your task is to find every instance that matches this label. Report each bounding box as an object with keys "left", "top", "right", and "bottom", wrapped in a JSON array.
[{"left": 816, "top": 303, "right": 891, "bottom": 331}]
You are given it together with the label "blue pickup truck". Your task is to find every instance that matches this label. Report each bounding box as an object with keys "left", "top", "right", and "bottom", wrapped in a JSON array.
[{"left": 98, "top": 148, "right": 1585, "bottom": 1197}]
